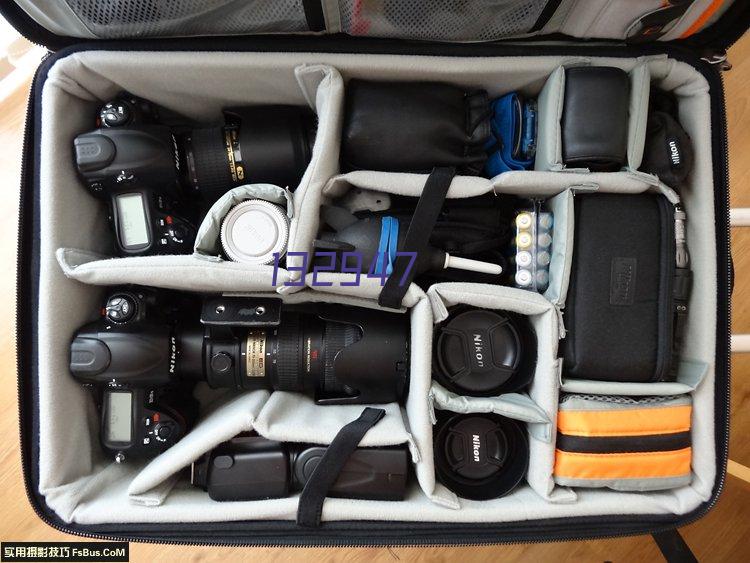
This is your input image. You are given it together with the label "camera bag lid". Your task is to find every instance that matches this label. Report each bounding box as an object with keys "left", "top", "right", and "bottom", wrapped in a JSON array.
[{"left": 2, "top": 1, "right": 748, "bottom": 54}]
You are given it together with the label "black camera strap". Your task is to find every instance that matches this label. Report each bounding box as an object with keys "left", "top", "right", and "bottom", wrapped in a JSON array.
[
  {"left": 378, "top": 166, "right": 456, "bottom": 309},
  {"left": 297, "top": 407, "right": 386, "bottom": 527}
]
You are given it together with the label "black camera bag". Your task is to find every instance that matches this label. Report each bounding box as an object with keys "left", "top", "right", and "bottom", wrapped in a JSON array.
[{"left": 3, "top": 0, "right": 744, "bottom": 556}]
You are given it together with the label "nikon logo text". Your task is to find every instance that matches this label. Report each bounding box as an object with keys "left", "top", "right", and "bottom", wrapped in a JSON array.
[
  {"left": 472, "top": 434, "right": 481, "bottom": 462},
  {"left": 473, "top": 334, "right": 484, "bottom": 368},
  {"left": 169, "top": 335, "right": 177, "bottom": 374},
  {"left": 669, "top": 140, "right": 681, "bottom": 165},
  {"left": 610, "top": 257, "right": 637, "bottom": 306}
]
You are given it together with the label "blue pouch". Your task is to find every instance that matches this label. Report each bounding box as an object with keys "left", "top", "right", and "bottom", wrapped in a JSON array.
[{"left": 484, "top": 93, "right": 536, "bottom": 177}]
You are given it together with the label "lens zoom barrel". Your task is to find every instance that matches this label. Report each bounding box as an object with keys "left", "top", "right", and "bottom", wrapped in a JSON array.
[
  {"left": 271, "top": 314, "right": 306, "bottom": 392},
  {"left": 323, "top": 321, "right": 362, "bottom": 395},
  {"left": 184, "top": 127, "right": 235, "bottom": 203}
]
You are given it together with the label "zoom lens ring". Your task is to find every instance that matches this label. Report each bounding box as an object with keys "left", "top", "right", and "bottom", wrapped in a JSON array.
[
  {"left": 323, "top": 321, "right": 360, "bottom": 394},
  {"left": 187, "top": 127, "right": 235, "bottom": 201},
  {"left": 273, "top": 314, "right": 304, "bottom": 392}
]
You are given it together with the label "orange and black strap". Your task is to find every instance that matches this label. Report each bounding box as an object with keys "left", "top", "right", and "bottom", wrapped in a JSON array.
[
  {"left": 554, "top": 448, "right": 692, "bottom": 480},
  {"left": 556, "top": 405, "right": 692, "bottom": 437},
  {"left": 555, "top": 403, "right": 692, "bottom": 480},
  {"left": 556, "top": 431, "right": 691, "bottom": 454}
]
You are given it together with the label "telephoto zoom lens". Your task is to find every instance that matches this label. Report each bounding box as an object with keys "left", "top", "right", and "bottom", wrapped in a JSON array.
[
  {"left": 183, "top": 106, "right": 316, "bottom": 202},
  {"left": 201, "top": 307, "right": 409, "bottom": 405}
]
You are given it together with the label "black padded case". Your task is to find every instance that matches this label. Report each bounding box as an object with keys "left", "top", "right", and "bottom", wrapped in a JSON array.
[{"left": 563, "top": 194, "right": 675, "bottom": 383}]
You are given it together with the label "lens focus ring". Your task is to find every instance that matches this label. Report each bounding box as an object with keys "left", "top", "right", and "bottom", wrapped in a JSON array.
[
  {"left": 323, "top": 321, "right": 360, "bottom": 394},
  {"left": 187, "top": 127, "right": 235, "bottom": 201},
  {"left": 273, "top": 314, "right": 304, "bottom": 392}
]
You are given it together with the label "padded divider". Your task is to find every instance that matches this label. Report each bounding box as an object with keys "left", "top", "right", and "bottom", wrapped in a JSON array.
[
  {"left": 627, "top": 62, "right": 651, "bottom": 170},
  {"left": 128, "top": 391, "right": 269, "bottom": 506},
  {"left": 429, "top": 382, "right": 552, "bottom": 442},
  {"left": 561, "top": 360, "right": 709, "bottom": 396},
  {"left": 323, "top": 171, "right": 494, "bottom": 199},
  {"left": 492, "top": 170, "right": 656, "bottom": 195},
  {"left": 56, "top": 248, "right": 293, "bottom": 291},
  {"left": 534, "top": 66, "right": 565, "bottom": 172},
  {"left": 542, "top": 189, "right": 574, "bottom": 307},
  {"left": 403, "top": 296, "right": 460, "bottom": 509},
  {"left": 299, "top": 271, "right": 427, "bottom": 305},
  {"left": 285, "top": 64, "right": 345, "bottom": 282},
  {"left": 253, "top": 393, "right": 417, "bottom": 456},
  {"left": 427, "top": 283, "right": 576, "bottom": 503},
  {"left": 193, "top": 184, "right": 293, "bottom": 257}
]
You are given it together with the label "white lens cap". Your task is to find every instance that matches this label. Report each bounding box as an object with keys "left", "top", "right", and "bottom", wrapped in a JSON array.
[{"left": 220, "top": 200, "right": 289, "bottom": 265}]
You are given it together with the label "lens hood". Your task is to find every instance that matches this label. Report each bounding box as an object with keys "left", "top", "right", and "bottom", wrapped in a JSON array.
[
  {"left": 434, "top": 308, "right": 536, "bottom": 396},
  {"left": 433, "top": 412, "right": 528, "bottom": 500}
]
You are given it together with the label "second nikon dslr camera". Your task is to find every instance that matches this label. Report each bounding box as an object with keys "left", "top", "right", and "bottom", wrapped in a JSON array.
[
  {"left": 73, "top": 93, "right": 316, "bottom": 256},
  {"left": 70, "top": 288, "right": 410, "bottom": 460}
]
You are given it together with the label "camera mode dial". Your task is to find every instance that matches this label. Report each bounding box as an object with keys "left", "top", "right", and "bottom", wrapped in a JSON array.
[
  {"left": 99, "top": 100, "right": 133, "bottom": 127},
  {"left": 105, "top": 293, "right": 137, "bottom": 324},
  {"left": 153, "top": 422, "right": 175, "bottom": 441}
]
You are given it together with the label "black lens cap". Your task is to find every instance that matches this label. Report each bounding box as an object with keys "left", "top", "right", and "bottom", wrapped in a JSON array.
[
  {"left": 434, "top": 308, "right": 536, "bottom": 396},
  {"left": 434, "top": 413, "right": 528, "bottom": 500}
]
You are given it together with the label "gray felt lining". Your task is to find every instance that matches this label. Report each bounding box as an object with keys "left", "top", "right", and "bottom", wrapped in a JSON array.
[{"left": 37, "top": 50, "right": 717, "bottom": 524}]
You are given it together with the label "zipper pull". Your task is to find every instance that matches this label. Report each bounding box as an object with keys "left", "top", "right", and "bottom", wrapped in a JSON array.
[
  {"left": 675, "top": 204, "right": 689, "bottom": 268},
  {"left": 555, "top": 305, "right": 566, "bottom": 338},
  {"left": 702, "top": 49, "right": 732, "bottom": 71},
  {"left": 427, "top": 390, "right": 437, "bottom": 425}
]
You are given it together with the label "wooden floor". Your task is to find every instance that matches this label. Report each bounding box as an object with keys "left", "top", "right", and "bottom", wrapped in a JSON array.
[{"left": 1, "top": 37, "right": 750, "bottom": 563}]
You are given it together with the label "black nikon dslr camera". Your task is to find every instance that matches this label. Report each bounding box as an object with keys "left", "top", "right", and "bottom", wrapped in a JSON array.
[
  {"left": 73, "top": 93, "right": 316, "bottom": 256},
  {"left": 68, "top": 288, "right": 199, "bottom": 463},
  {"left": 70, "top": 288, "right": 410, "bottom": 461}
]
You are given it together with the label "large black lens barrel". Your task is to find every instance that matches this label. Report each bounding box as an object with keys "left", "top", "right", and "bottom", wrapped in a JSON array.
[
  {"left": 321, "top": 320, "right": 362, "bottom": 395},
  {"left": 183, "top": 127, "right": 235, "bottom": 202},
  {"left": 201, "top": 307, "right": 408, "bottom": 404},
  {"left": 184, "top": 106, "right": 315, "bottom": 203},
  {"left": 268, "top": 313, "right": 325, "bottom": 393}
]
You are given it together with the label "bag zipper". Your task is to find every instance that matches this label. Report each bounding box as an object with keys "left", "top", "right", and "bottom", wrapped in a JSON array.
[
  {"left": 14, "top": 39, "right": 731, "bottom": 547},
  {"left": 655, "top": 194, "right": 677, "bottom": 383}
]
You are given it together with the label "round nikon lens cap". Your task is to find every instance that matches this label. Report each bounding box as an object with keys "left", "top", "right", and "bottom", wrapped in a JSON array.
[
  {"left": 220, "top": 199, "right": 289, "bottom": 265},
  {"left": 434, "top": 309, "right": 536, "bottom": 396},
  {"left": 434, "top": 413, "right": 528, "bottom": 500}
]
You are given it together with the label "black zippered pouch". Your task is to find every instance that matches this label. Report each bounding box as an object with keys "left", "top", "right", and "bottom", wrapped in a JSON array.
[
  {"left": 563, "top": 194, "right": 675, "bottom": 383},
  {"left": 4, "top": 0, "right": 745, "bottom": 552}
]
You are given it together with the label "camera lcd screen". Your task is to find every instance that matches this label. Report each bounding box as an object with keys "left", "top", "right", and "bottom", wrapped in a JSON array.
[
  {"left": 106, "top": 390, "right": 133, "bottom": 444},
  {"left": 115, "top": 193, "right": 150, "bottom": 248}
]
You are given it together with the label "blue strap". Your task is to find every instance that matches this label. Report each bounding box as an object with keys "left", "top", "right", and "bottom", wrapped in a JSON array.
[
  {"left": 386, "top": 216, "right": 399, "bottom": 275},
  {"left": 374, "top": 216, "right": 391, "bottom": 275},
  {"left": 484, "top": 93, "right": 534, "bottom": 177},
  {"left": 374, "top": 216, "right": 400, "bottom": 275}
]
